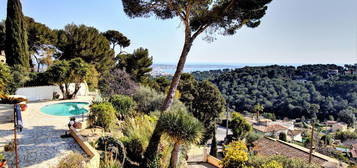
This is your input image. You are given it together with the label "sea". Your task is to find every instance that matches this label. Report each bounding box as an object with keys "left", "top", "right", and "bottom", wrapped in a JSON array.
[{"left": 152, "top": 63, "right": 303, "bottom": 76}]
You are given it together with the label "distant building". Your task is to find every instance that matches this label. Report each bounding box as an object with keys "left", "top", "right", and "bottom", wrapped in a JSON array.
[
  {"left": 325, "top": 120, "right": 338, "bottom": 126},
  {"left": 253, "top": 137, "right": 348, "bottom": 168},
  {"left": 274, "top": 120, "right": 295, "bottom": 130},
  {"left": 253, "top": 119, "right": 289, "bottom": 137},
  {"left": 344, "top": 70, "right": 353, "bottom": 75},
  {"left": 328, "top": 69, "right": 339, "bottom": 76},
  {"left": 324, "top": 121, "right": 348, "bottom": 132},
  {"left": 350, "top": 144, "right": 357, "bottom": 159},
  {"left": 331, "top": 122, "right": 348, "bottom": 132},
  {"left": 287, "top": 130, "right": 303, "bottom": 142},
  {"left": 0, "top": 50, "right": 5, "bottom": 64}
]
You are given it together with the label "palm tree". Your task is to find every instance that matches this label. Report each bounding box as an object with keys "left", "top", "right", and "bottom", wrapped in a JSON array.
[
  {"left": 253, "top": 104, "right": 264, "bottom": 121},
  {"left": 158, "top": 109, "right": 204, "bottom": 168}
]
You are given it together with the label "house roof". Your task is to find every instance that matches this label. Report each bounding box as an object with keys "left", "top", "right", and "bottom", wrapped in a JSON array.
[
  {"left": 253, "top": 137, "right": 347, "bottom": 167},
  {"left": 351, "top": 148, "right": 357, "bottom": 158},
  {"left": 288, "top": 130, "right": 302, "bottom": 136},
  {"left": 325, "top": 120, "right": 338, "bottom": 125},
  {"left": 253, "top": 124, "right": 288, "bottom": 133},
  {"left": 322, "top": 161, "right": 346, "bottom": 168},
  {"left": 342, "top": 139, "right": 357, "bottom": 147}
]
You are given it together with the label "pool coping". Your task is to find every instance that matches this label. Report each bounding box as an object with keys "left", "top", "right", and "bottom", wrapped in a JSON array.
[
  {"left": 28, "top": 97, "right": 92, "bottom": 119},
  {"left": 39, "top": 102, "right": 90, "bottom": 117}
]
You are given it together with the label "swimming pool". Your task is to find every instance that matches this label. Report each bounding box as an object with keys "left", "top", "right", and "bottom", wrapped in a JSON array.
[{"left": 40, "top": 102, "right": 89, "bottom": 116}]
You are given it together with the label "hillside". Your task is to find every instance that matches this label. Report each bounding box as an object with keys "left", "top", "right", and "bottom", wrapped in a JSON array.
[{"left": 192, "top": 64, "right": 357, "bottom": 124}]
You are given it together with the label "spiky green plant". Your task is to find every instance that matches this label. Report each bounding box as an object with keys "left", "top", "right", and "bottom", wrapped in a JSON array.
[{"left": 158, "top": 109, "right": 204, "bottom": 168}]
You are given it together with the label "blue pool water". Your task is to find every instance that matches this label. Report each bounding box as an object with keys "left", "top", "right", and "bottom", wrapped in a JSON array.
[{"left": 41, "top": 102, "right": 89, "bottom": 116}]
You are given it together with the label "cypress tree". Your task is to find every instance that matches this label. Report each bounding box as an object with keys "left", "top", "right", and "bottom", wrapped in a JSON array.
[
  {"left": 210, "top": 130, "right": 218, "bottom": 157},
  {"left": 5, "top": 0, "right": 30, "bottom": 69}
]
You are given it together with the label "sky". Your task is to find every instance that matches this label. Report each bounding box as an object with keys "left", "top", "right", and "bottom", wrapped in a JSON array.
[{"left": 0, "top": 0, "right": 357, "bottom": 65}]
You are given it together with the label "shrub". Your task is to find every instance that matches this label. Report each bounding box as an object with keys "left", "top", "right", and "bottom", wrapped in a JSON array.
[
  {"left": 4, "top": 141, "right": 16, "bottom": 152},
  {"left": 221, "top": 141, "right": 249, "bottom": 168},
  {"left": 132, "top": 86, "right": 165, "bottom": 114},
  {"left": 24, "top": 72, "right": 50, "bottom": 87},
  {"left": 89, "top": 102, "right": 117, "bottom": 131},
  {"left": 121, "top": 137, "right": 144, "bottom": 163},
  {"left": 262, "top": 113, "right": 276, "bottom": 121},
  {"left": 335, "top": 131, "right": 357, "bottom": 142},
  {"left": 86, "top": 65, "right": 99, "bottom": 91},
  {"left": 99, "top": 68, "right": 138, "bottom": 97},
  {"left": 248, "top": 155, "right": 319, "bottom": 168},
  {"left": 57, "top": 152, "right": 86, "bottom": 168},
  {"left": 0, "top": 63, "right": 12, "bottom": 94},
  {"left": 320, "top": 135, "right": 333, "bottom": 145},
  {"left": 100, "top": 158, "right": 123, "bottom": 168},
  {"left": 246, "top": 132, "right": 262, "bottom": 147},
  {"left": 120, "top": 115, "right": 157, "bottom": 162},
  {"left": 97, "top": 136, "right": 125, "bottom": 161},
  {"left": 97, "top": 136, "right": 122, "bottom": 150},
  {"left": 316, "top": 147, "right": 350, "bottom": 163},
  {"left": 9, "top": 65, "right": 30, "bottom": 94},
  {"left": 109, "top": 94, "right": 137, "bottom": 120},
  {"left": 262, "top": 160, "right": 283, "bottom": 168},
  {"left": 230, "top": 112, "right": 252, "bottom": 140}
]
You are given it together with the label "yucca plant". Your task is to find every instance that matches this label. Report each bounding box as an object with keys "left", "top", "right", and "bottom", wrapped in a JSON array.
[
  {"left": 158, "top": 109, "right": 204, "bottom": 168},
  {"left": 0, "top": 94, "right": 27, "bottom": 104}
]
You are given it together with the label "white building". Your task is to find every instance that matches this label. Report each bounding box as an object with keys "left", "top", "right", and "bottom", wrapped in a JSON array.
[
  {"left": 287, "top": 130, "right": 303, "bottom": 142},
  {"left": 331, "top": 122, "right": 348, "bottom": 132}
]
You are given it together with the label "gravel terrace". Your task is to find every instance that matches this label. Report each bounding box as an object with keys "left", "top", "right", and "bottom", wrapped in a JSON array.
[{"left": 0, "top": 96, "right": 92, "bottom": 168}]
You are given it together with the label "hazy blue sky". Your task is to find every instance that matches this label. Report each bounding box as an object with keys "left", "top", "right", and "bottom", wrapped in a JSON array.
[{"left": 1, "top": 0, "right": 357, "bottom": 64}]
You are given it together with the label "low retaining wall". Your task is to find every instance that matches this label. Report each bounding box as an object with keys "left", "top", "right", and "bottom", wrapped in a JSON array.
[
  {"left": 207, "top": 155, "right": 222, "bottom": 168},
  {"left": 203, "top": 147, "right": 222, "bottom": 168},
  {"left": 69, "top": 127, "right": 100, "bottom": 168}
]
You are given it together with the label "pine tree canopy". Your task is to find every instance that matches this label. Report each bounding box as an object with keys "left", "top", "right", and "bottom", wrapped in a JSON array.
[
  {"left": 122, "top": 0, "right": 272, "bottom": 36},
  {"left": 55, "top": 24, "right": 115, "bottom": 74}
]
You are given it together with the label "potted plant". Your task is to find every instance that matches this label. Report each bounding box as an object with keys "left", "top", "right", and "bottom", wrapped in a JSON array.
[
  {"left": 20, "top": 103, "right": 28, "bottom": 111},
  {"left": 0, "top": 153, "right": 7, "bottom": 168}
]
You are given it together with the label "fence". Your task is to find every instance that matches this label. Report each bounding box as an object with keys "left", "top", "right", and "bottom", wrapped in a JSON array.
[{"left": 15, "top": 83, "right": 89, "bottom": 101}]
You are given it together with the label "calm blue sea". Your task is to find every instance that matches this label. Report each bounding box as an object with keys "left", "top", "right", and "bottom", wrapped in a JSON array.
[{"left": 152, "top": 63, "right": 303, "bottom": 75}]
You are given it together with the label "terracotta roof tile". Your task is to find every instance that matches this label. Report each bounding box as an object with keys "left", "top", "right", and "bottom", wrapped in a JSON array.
[
  {"left": 253, "top": 137, "right": 326, "bottom": 165},
  {"left": 253, "top": 124, "right": 288, "bottom": 133},
  {"left": 288, "top": 130, "right": 302, "bottom": 136}
]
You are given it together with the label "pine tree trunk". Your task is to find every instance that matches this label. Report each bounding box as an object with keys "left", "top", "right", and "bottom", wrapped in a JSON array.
[
  {"left": 161, "top": 39, "right": 193, "bottom": 111},
  {"left": 142, "top": 125, "right": 162, "bottom": 167},
  {"left": 169, "top": 142, "right": 181, "bottom": 168},
  {"left": 142, "top": 37, "right": 193, "bottom": 168},
  {"left": 210, "top": 130, "right": 218, "bottom": 157}
]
